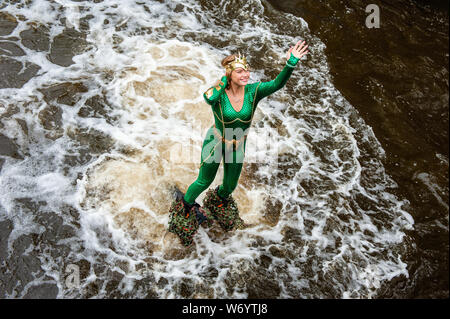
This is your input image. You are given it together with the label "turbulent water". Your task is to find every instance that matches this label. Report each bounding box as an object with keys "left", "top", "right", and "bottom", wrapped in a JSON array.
[{"left": 0, "top": 0, "right": 447, "bottom": 298}]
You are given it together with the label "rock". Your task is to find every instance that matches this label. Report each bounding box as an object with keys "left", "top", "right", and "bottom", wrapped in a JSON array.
[
  {"left": 38, "top": 82, "right": 88, "bottom": 106},
  {"left": 47, "top": 28, "right": 87, "bottom": 67},
  {"left": 0, "top": 133, "right": 23, "bottom": 159},
  {"left": 38, "top": 104, "right": 63, "bottom": 131},
  {"left": 23, "top": 283, "right": 59, "bottom": 299},
  {"left": 0, "top": 219, "right": 13, "bottom": 262},
  {"left": 263, "top": 198, "right": 282, "bottom": 226},
  {"left": 0, "top": 41, "right": 25, "bottom": 56},
  {"left": 246, "top": 276, "right": 281, "bottom": 299},
  {"left": 20, "top": 24, "right": 50, "bottom": 52},
  {"left": 178, "top": 278, "right": 194, "bottom": 298},
  {"left": 257, "top": 254, "right": 272, "bottom": 269},
  {"left": 157, "top": 277, "right": 168, "bottom": 289},
  {"left": 0, "top": 12, "right": 17, "bottom": 36},
  {"left": 0, "top": 56, "right": 40, "bottom": 88},
  {"left": 78, "top": 95, "right": 113, "bottom": 120},
  {"left": 104, "top": 270, "right": 125, "bottom": 295}
]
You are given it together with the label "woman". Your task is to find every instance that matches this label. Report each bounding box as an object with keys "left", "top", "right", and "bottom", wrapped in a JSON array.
[{"left": 168, "top": 40, "right": 309, "bottom": 246}]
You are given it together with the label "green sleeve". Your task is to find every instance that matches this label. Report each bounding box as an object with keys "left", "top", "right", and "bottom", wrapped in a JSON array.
[
  {"left": 255, "top": 53, "right": 300, "bottom": 102},
  {"left": 203, "top": 75, "right": 228, "bottom": 105}
]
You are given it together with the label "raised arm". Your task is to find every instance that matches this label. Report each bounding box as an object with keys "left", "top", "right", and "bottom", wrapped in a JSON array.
[
  {"left": 203, "top": 75, "right": 228, "bottom": 106},
  {"left": 255, "top": 40, "right": 308, "bottom": 103},
  {"left": 255, "top": 53, "right": 300, "bottom": 102}
]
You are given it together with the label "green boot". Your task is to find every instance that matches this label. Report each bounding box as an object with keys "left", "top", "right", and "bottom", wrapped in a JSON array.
[
  {"left": 167, "top": 187, "right": 213, "bottom": 247},
  {"left": 203, "top": 186, "right": 245, "bottom": 232}
]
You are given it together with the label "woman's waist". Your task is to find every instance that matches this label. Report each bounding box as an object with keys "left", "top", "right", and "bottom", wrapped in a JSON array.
[
  {"left": 213, "top": 117, "right": 251, "bottom": 132},
  {"left": 211, "top": 124, "right": 249, "bottom": 143}
]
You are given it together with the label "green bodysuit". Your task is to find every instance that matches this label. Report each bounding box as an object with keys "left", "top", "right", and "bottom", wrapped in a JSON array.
[{"left": 183, "top": 53, "right": 300, "bottom": 204}]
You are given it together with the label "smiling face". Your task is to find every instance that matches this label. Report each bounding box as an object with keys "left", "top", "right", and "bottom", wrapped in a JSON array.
[{"left": 229, "top": 67, "right": 250, "bottom": 87}]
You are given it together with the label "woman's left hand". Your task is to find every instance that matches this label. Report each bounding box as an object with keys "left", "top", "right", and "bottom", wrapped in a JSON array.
[{"left": 287, "top": 40, "right": 309, "bottom": 60}]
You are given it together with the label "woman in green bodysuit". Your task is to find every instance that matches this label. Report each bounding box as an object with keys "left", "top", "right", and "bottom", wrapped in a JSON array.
[{"left": 168, "top": 40, "right": 309, "bottom": 246}]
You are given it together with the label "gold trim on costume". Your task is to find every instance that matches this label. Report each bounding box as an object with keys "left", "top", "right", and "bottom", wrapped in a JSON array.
[
  {"left": 212, "top": 125, "right": 247, "bottom": 152},
  {"left": 205, "top": 87, "right": 214, "bottom": 99},
  {"left": 199, "top": 139, "right": 221, "bottom": 168}
]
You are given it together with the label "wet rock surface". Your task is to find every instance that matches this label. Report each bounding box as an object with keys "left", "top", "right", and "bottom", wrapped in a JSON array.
[
  {"left": 0, "top": 133, "right": 23, "bottom": 159},
  {"left": 39, "top": 82, "right": 88, "bottom": 106},
  {"left": 78, "top": 95, "right": 116, "bottom": 122},
  {"left": 20, "top": 24, "right": 50, "bottom": 52},
  {"left": 0, "top": 41, "right": 25, "bottom": 56},
  {"left": 0, "top": 56, "right": 40, "bottom": 88},
  {"left": 47, "top": 28, "right": 88, "bottom": 67},
  {"left": 22, "top": 283, "right": 59, "bottom": 299},
  {"left": 0, "top": 12, "right": 17, "bottom": 36}
]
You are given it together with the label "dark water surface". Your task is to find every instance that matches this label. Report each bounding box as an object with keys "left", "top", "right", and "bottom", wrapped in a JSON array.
[
  {"left": 268, "top": 0, "right": 449, "bottom": 298},
  {"left": 0, "top": 0, "right": 448, "bottom": 299}
]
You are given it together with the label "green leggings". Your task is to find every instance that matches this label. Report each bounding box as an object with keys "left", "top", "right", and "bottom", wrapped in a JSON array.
[{"left": 184, "top": 126, "right": 247, "bottom": 204}]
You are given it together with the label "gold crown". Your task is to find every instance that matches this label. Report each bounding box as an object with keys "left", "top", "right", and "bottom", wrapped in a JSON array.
[{"left": 225, "top": 52, "right": 249, "bottom": 73}]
